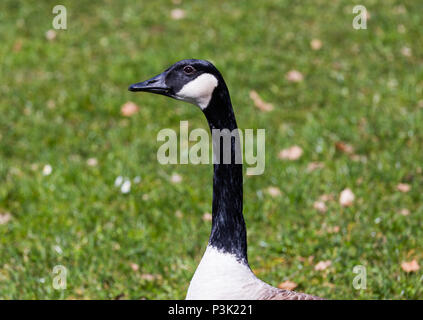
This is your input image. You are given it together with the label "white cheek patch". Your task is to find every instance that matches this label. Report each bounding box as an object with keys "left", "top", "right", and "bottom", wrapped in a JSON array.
[{"left": 176, "top": 73, "right": 218, "bottom": 110}]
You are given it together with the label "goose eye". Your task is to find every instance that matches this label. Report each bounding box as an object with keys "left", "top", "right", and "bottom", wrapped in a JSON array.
[{"left": 183, "top": 66, "right": 195, "bottom": 74}]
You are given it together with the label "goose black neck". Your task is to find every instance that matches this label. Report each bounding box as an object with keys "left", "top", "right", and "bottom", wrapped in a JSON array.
[{"left": 203, "top": 82, "right": 248, "bottom": 264}]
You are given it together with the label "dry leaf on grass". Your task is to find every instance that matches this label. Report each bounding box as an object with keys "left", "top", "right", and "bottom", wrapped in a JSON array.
[
  {"left": 323, "top": 282, "right": 335, "bottom": 289},
  {"left": 121, "top": 101, "right": 139, "bottom": 117},
  {"left": 335, "top": 141, "right": 354, "bottom": 154},
  {"left": 313, "top": 201, "right": 327, "bottom": 213},
  {"left": 249, "top": 90, "right": 274, "bottom": 112},
  {"left": 397, "top": 183, "right": 411, "bottom": 193},
  {"left": 394, "top": 5, "right": 406, "bottom": 14},
  {"left": 364, "top": 10, "right": 371, "bottom": 20},
  {"left": 298, "top": 256, "right": 314, "bottom": 263},
  {"left": 171, "top": 8, "right": 186, "bottom": 20},
  {"left": 13, "top": 39, "right": 23, "bottom": 52},
  {"left": 45, "top": 29, "right": 56, "bottom": 41},
  {"left": 130, "top": 263, "right": 139, "bottom": 272},
  {"left": 307, "top": 162, "right": 324, "bottom": 172},
  {"left": 86, "top": 158, "right": 98, "bottom": 167},
  {"left": 397, "top": 24, "right": 406, "bottom": 34},
  {"left": 141, "top": 273, "right": 162, "bottom": 281},
  {"left": 339, "top": 188, "right": 355, "bottom": 207},
  {"left": 401, "top": 259, "right": 420, "bottom": 273},
  {"left": 310, "top": 39, "right": 322, "bottom": 50},
  {"left": 285, "top": 70, "right": 304, "bottom": 83},
  {"left": 327, "top": 226, "right": 340, "bottom": 234},
  {"left": 266, "top": 187, "right": 281, "bottom": 197},
  {"left": 202, "top": 212, "right": 212, "bottom": 222},
  {"left": 74, "top": 288, "right": 85, "bottom": 296},
  {"left": 0, "top": 212, "right": 12, "bottom": 225},
  {"left": 175, "top": 210, "right": 183, "bottom": 218},
  {"left": 278, "top": 146, "right": 303, "bottom": 161},
  {"left": 401, "top": 47, "right": 412, "bottom": 57},
  {"left": 47, "top": 99, "right": 56, "bottom": 109},
  {"left": 278, "top": 280, "right": 298, "bottom": 291},
  {"left": 314, "top": 260, "right": 332, "bottom": 271},
  {"left": 350, "top": 154, "right": 367, "bottom": 163},
  {"left": 319, "top": 194, "right": 334, "bottom": 202},
  {"left": 399, "top": 209, "right": 410, "bottom": 216},
  {"left": 170, "top": 173, "right": 182, "bottom": 183}
]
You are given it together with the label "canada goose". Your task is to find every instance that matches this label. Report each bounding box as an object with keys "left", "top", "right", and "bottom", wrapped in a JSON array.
[{"left": 129, "top": 59, "right": 322, "bottom": 300}]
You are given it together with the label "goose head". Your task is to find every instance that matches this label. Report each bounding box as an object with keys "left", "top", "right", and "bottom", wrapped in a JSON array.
[{"left": 129, "top": 59, "right": 222, "bottom": 110}]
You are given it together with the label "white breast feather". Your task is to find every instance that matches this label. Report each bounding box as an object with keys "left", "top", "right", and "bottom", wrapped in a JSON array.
[{"left": 186, "top": 246, "right": 277, "bottom": 300}]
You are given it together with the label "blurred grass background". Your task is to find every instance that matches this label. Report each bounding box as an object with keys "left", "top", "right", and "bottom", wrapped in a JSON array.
[{"left": 0, "top": 0, "right": 422, "bottom": 299}]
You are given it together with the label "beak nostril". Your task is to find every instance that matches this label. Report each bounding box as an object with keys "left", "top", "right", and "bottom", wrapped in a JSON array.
[{"left": 129, "top": 72, "right": 169, "bottom": 93}]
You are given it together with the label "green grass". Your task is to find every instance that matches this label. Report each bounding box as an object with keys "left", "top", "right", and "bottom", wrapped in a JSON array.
[{"left": 1, "top": 0, "right": 422, "bottom": 299}]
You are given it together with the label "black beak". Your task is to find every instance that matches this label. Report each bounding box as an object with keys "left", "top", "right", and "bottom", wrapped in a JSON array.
[{"left": 128, "top": 72, "right": 171, "bottom": 95}]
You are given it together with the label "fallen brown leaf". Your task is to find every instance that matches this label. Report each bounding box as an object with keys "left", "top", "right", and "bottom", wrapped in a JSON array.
[
  {"left": 350, "top": 154, "right": 367, "bottom": 162},
  {"left": 310, "top": 39, "right": 322, "bottom": 50},
  {"left": 323, "top": 282, "right": 335, "bottom": 288},
  {"left": 313, "top": 201, "right": 327, "bottom": 213},
  {"left": 86, "top": 158, "right": 98, "bottom": 167},
  {"left": 314, "top": 260, "right": 332, "bottom": 271},
  {"left": 397, "top": 183, "right": 411, "bottom": 193},
  {"left": 75, "top": 288, "right": 84, "bottom": 296},
  {"left": 397, "top": 24, "right": 406, "bottom": 33},
  {"left": 13, "top": 39, "right": 23, "bottom": 52},
  {"left": 171, "top": 8, "right": 186, "bottom": 20},
  {"left": 140, "top": 273, "right": 161, "bottom": 281},
  {"left": 45, "top": 29, "right": 56, "bottom": 41},
  {"left": 121, "top": 101, "right": 139, "bottom": 117},
  {"left": 202, "top": 212, "right": 212, "bottom": 221},
  {"left": 319, "top": 194, "right": 334, "bottom": 202},
  {"left": 47, "top": 99, "right": 56, "bottom": 109},
  {"left": 335, "top": 141, "right": 354, "bottom": 154},
  {"left": 399, "top": 208, "right": 410, "bottom": 216},
  {"left": 130, "top": 263, "right": 139, "bottom": 272},
  {"left": 175, "top": 210, "right": 183, "bottom": 218},
  {"left": 339, "top": 188, "right": 355, "bottom": 207},
  {"left": 285, "top": 70, "right": 304, "bottom": 83},
  {"left": 266, "top": 186, "right": 282, "bottom": 197},
  {"left": 278, "top": 146, "right": 303, "bottom": 161},
  {"left": 249, "top": 90, "right": 274, "bottom": 112},
  {"left": 0, "top": 212, "right": 12, "bottom": 225},
  {"left": 327, "top": 226, "right": 340, "bottom": 234},
  {"left": 401, "top": 47, "right": 412, "bottom": 57},
  {"left": 278, "top": 280, "right": 298, "bottom": 291},
  {"left": 401, "top": 259, "right": 420, "bottom": 273},
  {"left": 307, "top": 162, "right": 324, "bottom": 172},
  {"left": 170, "top": 173, "right": 182, "bottom": 183},
  {"left": 394, "top": 5, "right": 406, "bottom": 14}
]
